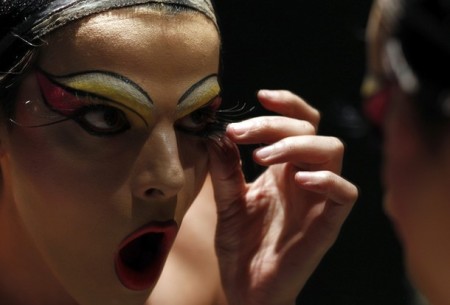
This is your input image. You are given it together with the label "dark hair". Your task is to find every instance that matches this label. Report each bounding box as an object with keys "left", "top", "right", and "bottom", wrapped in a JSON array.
[
  {"left": 396, "top": 0, "right": 450, "bottom": 124},
  {"left": 0, "top": 1, "right": 50, "bottom": 115}
]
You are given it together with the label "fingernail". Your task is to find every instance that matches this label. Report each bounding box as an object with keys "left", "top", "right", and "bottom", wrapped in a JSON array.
[
  {"left": 229, "top": 122, "right": 251, "bottom": 135},
  {"left": 295, "top": 171, "right": 315, "bottom": 183},
  {"left": 258, "top": 89, "right": 279, "bottom": 99},
  {"left": 255, "top": 145, "right": 273, "bottom": 159}
]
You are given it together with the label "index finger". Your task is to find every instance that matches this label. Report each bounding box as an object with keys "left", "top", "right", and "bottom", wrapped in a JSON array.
[{"left": 257, "top": 90, "right": 320, "bottom": 130}]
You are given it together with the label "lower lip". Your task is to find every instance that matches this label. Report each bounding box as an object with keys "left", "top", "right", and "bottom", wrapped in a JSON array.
[{"left": 114, "top": 221, "right": 178, "bottom": 291}]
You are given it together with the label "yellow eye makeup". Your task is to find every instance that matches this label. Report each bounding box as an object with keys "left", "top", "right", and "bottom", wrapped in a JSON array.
[
  {"left": 17, "top": 68, "right": 223, "bottom": 138},
  {"left": 45, "top": 69, "right": 154, "bottom": 124},
  {"left": 176, "top": 74, "right": 220, "bottom": 119}
]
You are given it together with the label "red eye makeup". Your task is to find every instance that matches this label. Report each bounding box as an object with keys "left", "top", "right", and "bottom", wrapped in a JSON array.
[
  {"left": 363, "top": 82, "right": 393, "bottom": 128},
  {"left": 11, "top": 69, "right": 224, "bottom": 138},
  {"left": 36, "top": 71, "right": 91, "bottom": 116},
  {"left": 361, "top": 73, "right": 397, "bottom": 129},
  {"left": 11, "top": 70, "right": 152, "bottom": 135}
]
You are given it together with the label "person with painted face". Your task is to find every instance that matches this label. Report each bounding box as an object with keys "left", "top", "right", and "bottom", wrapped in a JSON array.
[
  {"left": 364, "top": 0, "right": 450, "bottom": 304},
  {"left": 0, "top": 1, "right": 358, "bottom": 304}
]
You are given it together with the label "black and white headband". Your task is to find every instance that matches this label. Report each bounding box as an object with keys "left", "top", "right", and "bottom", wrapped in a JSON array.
[{"left": 0, "top": 0, "right": 217, "bottom": 57}]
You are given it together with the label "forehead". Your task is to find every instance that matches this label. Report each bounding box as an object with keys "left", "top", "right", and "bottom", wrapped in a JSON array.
[{"left": 37, "top": 7, "right": 220, "bottom": 78}]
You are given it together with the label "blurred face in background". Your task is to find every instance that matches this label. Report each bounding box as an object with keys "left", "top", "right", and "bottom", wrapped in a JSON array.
[{"left": 366, "top": 1, "right": 450, "bottom": 303}]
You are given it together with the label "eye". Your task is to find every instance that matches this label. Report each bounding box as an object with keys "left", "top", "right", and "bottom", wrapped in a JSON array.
[
  {"left": 75, "top": 104, "right": 130, "bottom": 136},
  {"left": 175, "top": 96, "right": 222, "bottom": 137}
]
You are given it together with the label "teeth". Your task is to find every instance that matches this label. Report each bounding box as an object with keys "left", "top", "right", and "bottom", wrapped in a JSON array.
[{"left": 119, "top": 233, "right": 164, "bottom": 272}]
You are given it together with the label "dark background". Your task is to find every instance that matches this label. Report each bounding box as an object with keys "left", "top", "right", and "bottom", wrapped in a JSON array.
[{"left": 214, "top": 1, "right": 415, "bottom": 304}]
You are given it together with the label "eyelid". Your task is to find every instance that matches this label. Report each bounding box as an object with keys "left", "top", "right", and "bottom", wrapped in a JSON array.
[
  {"left": 176, "top": 75, "right": 221, "bottom": 119},
  {"left": 35, "top": 70, "right": 149, "bottom": 130},
  {"left": 37, "top": 69, "right": 221, "bottom": 128},
  {"left": 38, "top": 69, "right": 154, "bottom": 125}
]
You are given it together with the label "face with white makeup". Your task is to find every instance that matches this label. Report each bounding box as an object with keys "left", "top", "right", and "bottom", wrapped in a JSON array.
[{"left": 0, "top": 4, "right": 220, "bottom": 305}]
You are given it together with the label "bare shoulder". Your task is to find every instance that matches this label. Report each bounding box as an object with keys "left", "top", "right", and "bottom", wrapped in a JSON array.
[{"left": 147, "top": 176, "right": 227, "bottom": 305}]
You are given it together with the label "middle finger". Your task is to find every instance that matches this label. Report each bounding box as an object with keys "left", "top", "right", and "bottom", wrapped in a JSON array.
[
  {"left": 227, "top": 116, "right": 316, "bottom": 145},
  {"left": 253, "top": 135, "right": 345, "bottom": 173}
]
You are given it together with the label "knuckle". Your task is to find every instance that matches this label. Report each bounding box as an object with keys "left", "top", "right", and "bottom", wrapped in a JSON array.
[
  {"left": 254, "top": 118, "right": 273, "bottom": 132},
  {"left": 312, "top": 108, "right": 321, "bottom": 124},
  {"left": 329, "top": 137, "right": 345, "bottom": 156},
  {"left": 319, "top": 171, "right": 336, "bottom": 188},
  {"left": 276, "top": 137, "right": 295, "bottom": 152},
  {"left": 350, "top": 184, "right": 360, "bottom": 203},
  {"left": 280, "top": 90, "right": 305, "bottom": 106},
  {"left": 302, "top": 121, "right": 316, "bottom": 135}
]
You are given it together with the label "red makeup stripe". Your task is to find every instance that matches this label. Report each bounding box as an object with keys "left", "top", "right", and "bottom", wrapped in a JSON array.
[
  {"left": 364, "top": 84, "right": 392, "bottom": 127},
  {"left": 36, "top": 71, "right": 86, "bottom": 116}
]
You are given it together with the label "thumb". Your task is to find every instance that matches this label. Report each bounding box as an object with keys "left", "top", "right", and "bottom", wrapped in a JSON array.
[{"left": 207, "top": 135, "right": 247, "bottom": 213}]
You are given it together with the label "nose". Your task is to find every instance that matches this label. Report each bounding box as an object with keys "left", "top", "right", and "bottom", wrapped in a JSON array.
[{"left": 131, "top": 127, "right": 185, "bottom": 200}]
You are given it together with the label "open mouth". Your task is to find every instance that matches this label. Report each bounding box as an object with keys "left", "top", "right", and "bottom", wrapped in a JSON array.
[{"left": 115, "top": 221, "right": 178, "bottom": 291}]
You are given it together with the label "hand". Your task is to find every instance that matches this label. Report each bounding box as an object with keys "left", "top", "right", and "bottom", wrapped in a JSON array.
[{"left": 208, "top": 90, "right": 358, "bottom": 305}]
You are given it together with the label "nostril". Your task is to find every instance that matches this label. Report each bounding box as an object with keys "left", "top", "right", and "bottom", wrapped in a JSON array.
[{"left": 145, "top": 188, "right": 165, "bottom": 198}]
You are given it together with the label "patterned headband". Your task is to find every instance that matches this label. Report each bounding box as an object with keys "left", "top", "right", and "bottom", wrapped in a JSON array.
[
  {"left": 0, "top": 0, "right": 217, "bottom": 87},
  {"left": 0, "top": 0, "right": 217, "bottom": 59}
]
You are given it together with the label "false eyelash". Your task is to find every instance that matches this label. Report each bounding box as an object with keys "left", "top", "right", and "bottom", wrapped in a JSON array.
[
  {"left": 217, "top": 100, "right": 256, "bottom": 118},
  {"left": 202, "top": 99, "right": 255, "bottom": 140}
]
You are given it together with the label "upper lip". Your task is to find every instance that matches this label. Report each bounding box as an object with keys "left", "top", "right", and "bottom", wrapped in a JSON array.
[{"left": 114, "top": 220, "right": 178, "bottom": 291}]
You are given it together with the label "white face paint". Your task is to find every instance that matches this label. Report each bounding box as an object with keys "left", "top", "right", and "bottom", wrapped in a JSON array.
[{"left": 0, "top": 7, "right": 220, "bottom": 305}]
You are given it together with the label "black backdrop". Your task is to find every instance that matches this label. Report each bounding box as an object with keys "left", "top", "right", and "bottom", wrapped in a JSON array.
[{"left": 214, "top": 1, "right": 415, "bottom": 304}]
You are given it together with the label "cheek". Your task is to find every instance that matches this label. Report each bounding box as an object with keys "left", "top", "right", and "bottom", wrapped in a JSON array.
[
  {"left": 384, "top": 156, "right": 450, "bottom": 300},
  {"left": 3, "top": 126, "right": 155, "bottom": 304},
  {"left": 174, "top": 135, "right": 209, "bottom": 223},
  {"left": 394, "top": 193, "right": 450, "bottom": 304},
  {"left": 7, "top": 126, "right": 135, "bottom": 203},
  {"left": 382, "top": 95, "right": 425, "bottom": 222},
  {"left": 3, "top": 123, "right": 146, "bottom": 257},
  {"left": 5, "top": 124, "right": 130, "bottom": 233}
]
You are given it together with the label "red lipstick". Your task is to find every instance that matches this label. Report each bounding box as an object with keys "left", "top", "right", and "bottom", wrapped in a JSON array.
[{"left": 115, "top": 221, "right": 178, "bottom": 290}]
